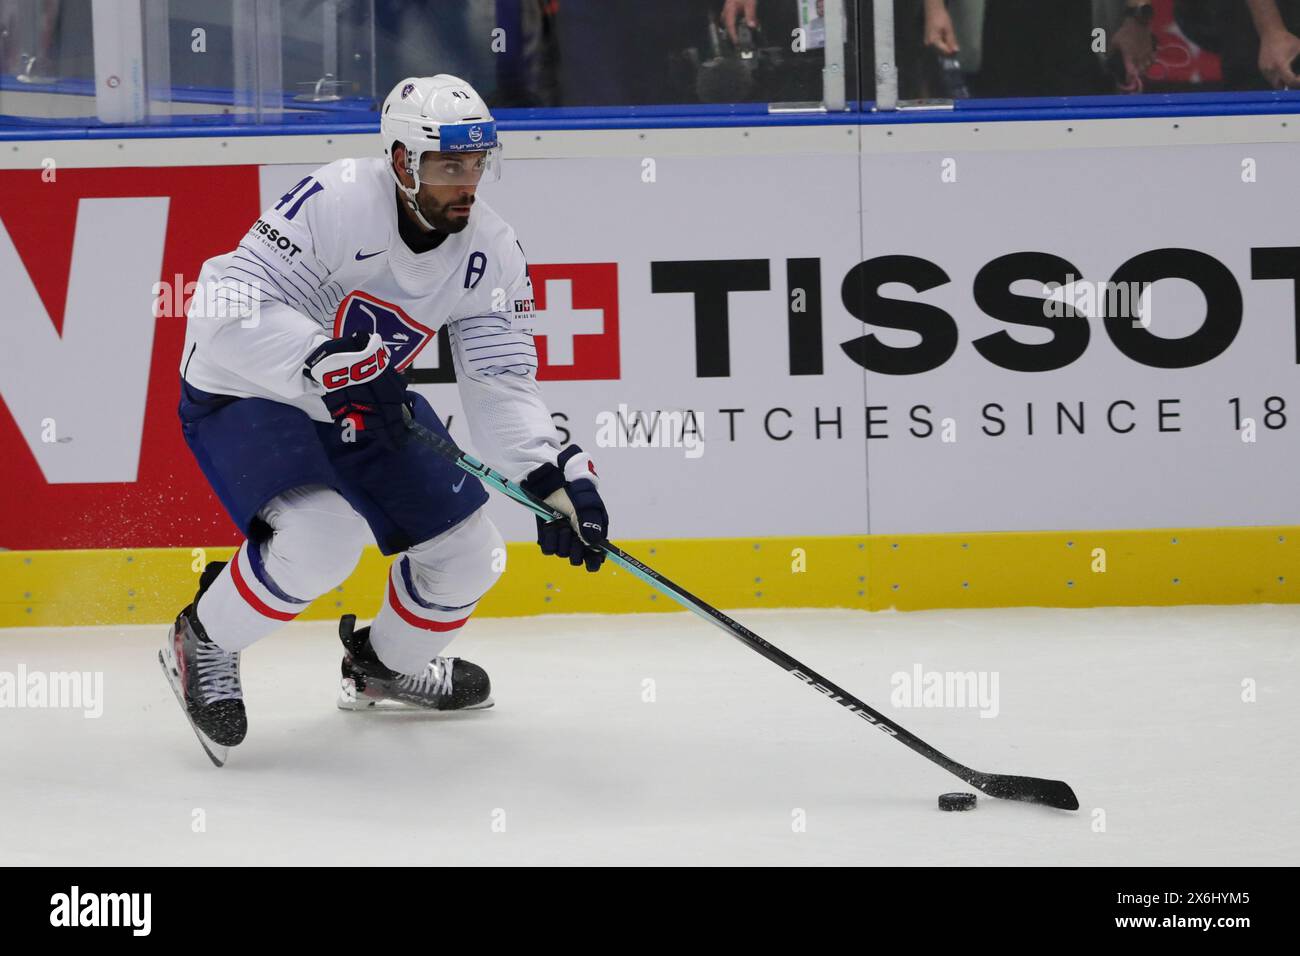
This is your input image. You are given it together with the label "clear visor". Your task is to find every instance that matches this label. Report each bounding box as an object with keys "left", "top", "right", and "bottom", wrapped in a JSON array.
[{"left": 417, "top": 147, "right": 502, "bottom": 186}]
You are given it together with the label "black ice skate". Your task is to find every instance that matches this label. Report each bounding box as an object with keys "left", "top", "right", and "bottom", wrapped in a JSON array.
[
  {"left": 159, "top": 561, "right": 247, "bottom": 766},
  {"left": 337, "top": 614, "right": 492, "bottom": 712}
]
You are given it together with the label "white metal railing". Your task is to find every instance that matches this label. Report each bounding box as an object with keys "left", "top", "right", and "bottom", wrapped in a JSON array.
[
  {"left": 873, "top": 0, "right": 898, "bottom": 110},
  {"left": 823, "top": 0, "right": 847, "bottom": 110}
]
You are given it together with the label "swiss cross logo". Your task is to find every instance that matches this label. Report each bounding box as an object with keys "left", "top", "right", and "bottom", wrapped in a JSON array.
[
  {"left": 529, "top": 263, "right": 619, "bottom": 381},
  {"left": 333, "top": 291, "right": 434, "bottom": 371}
]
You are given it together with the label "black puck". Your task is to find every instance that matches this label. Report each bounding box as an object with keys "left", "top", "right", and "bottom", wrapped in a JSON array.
[{"left": 938, "top": 792, "right": 977, "bottom": 811}]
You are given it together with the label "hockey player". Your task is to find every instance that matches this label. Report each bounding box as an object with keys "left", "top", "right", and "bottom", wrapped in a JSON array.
[{"left": 161, "top": 75, "right": 609, "bottom": 763}]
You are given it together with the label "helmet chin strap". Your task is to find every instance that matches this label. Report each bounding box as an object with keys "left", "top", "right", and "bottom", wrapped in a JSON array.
[
  {"left": 401, "top": 185, "right": 438, "bottom": 232},
  {"left": 389, "top": 151, "right": 439, "bottom": 232}
]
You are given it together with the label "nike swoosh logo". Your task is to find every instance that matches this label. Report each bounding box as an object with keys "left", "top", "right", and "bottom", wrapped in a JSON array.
[
  {"left": 451, "top": 475, "right": 467, "bottom": 493},
  {"left": 355, "top": 249, "right": 385, "bottom": 260}
]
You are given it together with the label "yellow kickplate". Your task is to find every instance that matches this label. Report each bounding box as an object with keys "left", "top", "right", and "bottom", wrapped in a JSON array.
[{"left": 1, "top": 528, "right": 1295, "bottom": 628}]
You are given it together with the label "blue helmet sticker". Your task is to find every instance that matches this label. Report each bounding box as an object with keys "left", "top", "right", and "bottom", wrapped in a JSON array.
[{"left": 440, "top": 121, "right": 498, "bottom": 152}]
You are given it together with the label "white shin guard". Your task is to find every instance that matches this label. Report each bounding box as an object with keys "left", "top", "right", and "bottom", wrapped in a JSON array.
[
  {"left": 198, "top": 485, "right": 370, "bottom": 653},
  {"left": 368, "top": 511, "right": 505, "bottom": 675}
]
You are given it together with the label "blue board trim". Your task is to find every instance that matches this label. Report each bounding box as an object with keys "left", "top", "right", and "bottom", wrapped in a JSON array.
[{"left": 5, "top": 86, "right": 1300, "bottom": 140}]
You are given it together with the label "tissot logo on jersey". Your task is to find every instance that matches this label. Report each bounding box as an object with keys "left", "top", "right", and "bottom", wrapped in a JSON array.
[{"left": 249, "top": 218, "right": 303, "bottom": 260}]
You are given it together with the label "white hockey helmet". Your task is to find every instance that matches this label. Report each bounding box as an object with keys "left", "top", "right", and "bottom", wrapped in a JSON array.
[{"left": 380, "top": 75, "right": 502, "bottom": 225}]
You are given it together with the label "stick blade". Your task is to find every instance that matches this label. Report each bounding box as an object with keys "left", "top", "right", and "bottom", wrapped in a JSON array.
[{"left": 972, "top": 772, "right": 1079, "bottom": 810}]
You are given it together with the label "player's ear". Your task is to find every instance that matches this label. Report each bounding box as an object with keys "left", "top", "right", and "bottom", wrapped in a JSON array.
[{"left": 391, "top": 143, "right": 410, "bottom": 185}]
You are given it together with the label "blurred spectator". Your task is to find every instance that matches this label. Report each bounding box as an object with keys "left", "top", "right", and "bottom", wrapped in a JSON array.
[
  {"left": 925, "top": 0, "right": 1157, "bottom": 97},
  {"left": 1105, "top": 1, "right": 1161, "bottom": 89},
  {"left": 834, "top": 0, "right": 959, "bottom": 103},
  {"left": 702, "top": 0, "right": 834, "bottom": 103},
  {"left": 1220, "top": 0, "right": 1300, "bottom": 89},
  {"left": 720, "top": 0, "right": 761, "bottom": 43},
  {"left": 551, "top": 0, "right": 853, "bottom": 106},
  {"left": 923, "top": 0, "right": 960, "bottom": 57},
  {"left": 806, "top": 0, "right": 827, "bottom": 49},
  {"left": 712, "top": 0, "right": 827, "bottom": 102},
  {"left": 552, "top": 0, "right": 701, "bottom": 106},
  {"left": 373, "top": 0, "right": 564, "bottom": 109},
  {"left": 920, "top": 0, "right": 967, "bottom": 98},
  {"left": 373, "top": 0, "right": 498, "bottom": 100},
  {"left": 491, "top": 0, "right": 559, "bottom": 107},
  {"left": 0, "top": 0, "right": 83, "bottom": 81}
]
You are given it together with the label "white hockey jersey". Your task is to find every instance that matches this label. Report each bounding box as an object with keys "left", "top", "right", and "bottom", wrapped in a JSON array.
[{"left": 180, "top": 156, "right": 560, "bottom": 480}]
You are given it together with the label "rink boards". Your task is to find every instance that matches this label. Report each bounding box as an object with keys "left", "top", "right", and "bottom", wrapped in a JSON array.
[
  {"left": 2, "top": 526, "right": 1298, "bottom": 627},
  {"left": 3, "top": 115, "right": 1300, "bottom": 623}
]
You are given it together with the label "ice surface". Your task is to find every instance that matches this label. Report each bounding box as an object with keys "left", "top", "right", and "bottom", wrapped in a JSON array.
[{"left": 1, "top": 605, "right": 1296, "bottom": 865}]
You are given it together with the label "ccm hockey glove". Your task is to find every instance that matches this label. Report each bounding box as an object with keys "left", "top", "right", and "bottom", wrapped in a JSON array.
[
  {"left": 304, "top": 331, "right": 411, "bottom": 450},
  {"left": 520, "top": 446, "right": 609, "bottom": 572}
]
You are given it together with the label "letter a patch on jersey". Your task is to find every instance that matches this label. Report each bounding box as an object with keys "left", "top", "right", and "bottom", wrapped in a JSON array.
[{"left": 333, "top": 291, "right": 435, "bottom": 371}]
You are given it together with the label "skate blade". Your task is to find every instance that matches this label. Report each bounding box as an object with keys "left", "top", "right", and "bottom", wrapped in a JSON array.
[
  {"left": 158, "top": 644, "right": 230, "bottom": 768},
  {"left": 337, "top": 677, "right": 493, "bottom": 712}
]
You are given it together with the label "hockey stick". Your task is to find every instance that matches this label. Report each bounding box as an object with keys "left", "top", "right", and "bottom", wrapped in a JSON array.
[{"left": 405, "top": 418, "right": 1079, "bottom": 811}]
